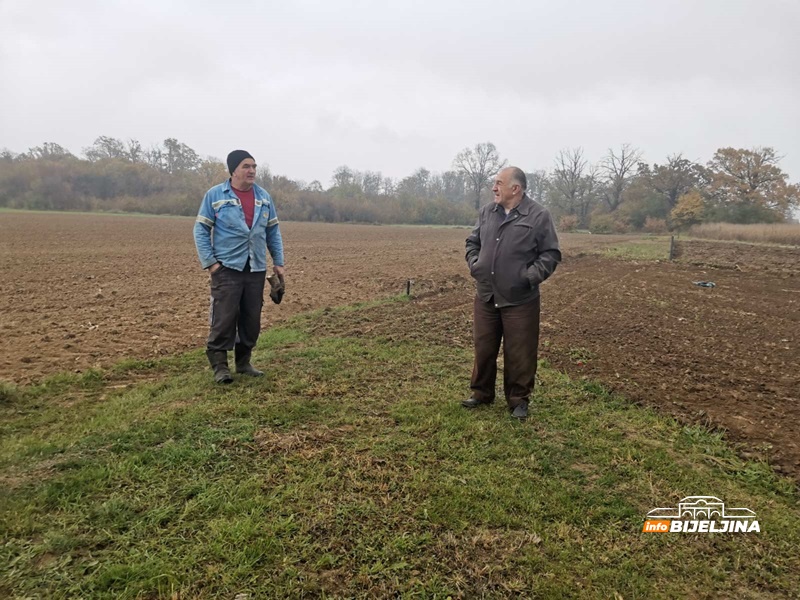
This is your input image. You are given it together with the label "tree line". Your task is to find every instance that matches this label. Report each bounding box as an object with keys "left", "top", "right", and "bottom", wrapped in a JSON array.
[
  {"left": 538, "top": 144, "right": 799, "bottom": 233},
  {"left": 0, "top": 137, "right": 797, "bottom": 230}
]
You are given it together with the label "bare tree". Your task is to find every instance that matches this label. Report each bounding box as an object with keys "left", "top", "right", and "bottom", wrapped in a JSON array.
[
  {"left": 306, "top": 180, "right": 324, "bottom": 193},
  {"left": 0, "top": 148, "right": 17, "bottom": 162},
  {"left": 549, "top": 148, "right": 599, "bottom": 228},
  {"left": 144, "top": 145, "right": 164, "bottom": 170},
  {"left": 125, "top": 139, "right": 144, "bottom": 163},
  {"left": 397, "top": 167, "right": 431, "bottom": 197},
  {"left": 255, "top": 164, "right": 272, "bottom": 189},
  {"left": 381, "top": 176, "right": 395, "bottom": 196},
  {"left": 83, "top": 136, "right": 127, "bottom": 161},
  {"left": 163, "top": 138, "right": 201, "bottom": 173},
  {"left": 331, "top": 165, "right": 356, "bottom": 189},
  {"left": 24, "top": 142, "right": 74, "bottom": 160},
  {"left": 428, "top": 172, "right": 445, "bottom": 198},
  {"left": 600, "top": 143, "right": 642, "bottom": 211},
  {"left": 441, "top": 170, "right": 466, "bottom": 203},
  {"left": 526, "top": 170, "right": 549, "bottom": 204},
  {"left": 453, "top": 142, "right": 506, "bottom": 209},
  {"left": 362, "top": 171, "right": 383, "bottom": 196}
]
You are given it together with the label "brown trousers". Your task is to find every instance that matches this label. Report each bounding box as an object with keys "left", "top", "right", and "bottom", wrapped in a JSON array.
[{"left": 470, "top": 295, "right": 541, "bottom": 409}]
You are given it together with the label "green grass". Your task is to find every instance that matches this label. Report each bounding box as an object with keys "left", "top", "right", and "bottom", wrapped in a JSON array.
[
  {"left": 1, "top": 299, "right": 798, "bottom": 598},
  {"left": 602, "top": 236, "right": 672, "bottom": 261}
]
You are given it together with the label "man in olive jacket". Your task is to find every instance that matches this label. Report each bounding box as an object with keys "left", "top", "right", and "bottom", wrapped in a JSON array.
[{"left": 463, "top": 167, "right": 561, "bottom": 419}]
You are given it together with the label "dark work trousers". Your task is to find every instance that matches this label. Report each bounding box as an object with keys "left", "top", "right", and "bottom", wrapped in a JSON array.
[
  {"left": 470, "top": 295, "right": 541, "bottom": 409},
  {"left": 207, "top": 266, "right": 266, "bottom": 352}
]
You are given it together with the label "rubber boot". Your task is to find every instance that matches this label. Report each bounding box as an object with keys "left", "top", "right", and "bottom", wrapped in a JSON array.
[
  {"left": 206, "top": 349, "right": 233, "bottom": 384},
  {"left": 235, "top": 343, "right": 264, "bottom": 377}
]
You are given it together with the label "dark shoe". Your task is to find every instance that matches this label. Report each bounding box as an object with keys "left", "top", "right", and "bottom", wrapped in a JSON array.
[
  {"left": 234, "top": 344, "right": 264, "bottom": 377},
  {"left": 236, "top": 363, "right": 264, "bottom": 377},
  {"left": 214, "top": 364, "right": 234, "bottom": 384},
  {"left": 511, "top": 402, "right": 529, "bottom": 419},
  {"left": 206, "top": 349, "right": 233, "bottom": 384},
  {"left": 461, "top": 397, "right": 493, "bottom": 409}
]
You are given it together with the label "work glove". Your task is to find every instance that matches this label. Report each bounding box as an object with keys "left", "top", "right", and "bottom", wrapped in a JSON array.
[{"left": 267, "top": 273, "right": 285, "bottom": 304}]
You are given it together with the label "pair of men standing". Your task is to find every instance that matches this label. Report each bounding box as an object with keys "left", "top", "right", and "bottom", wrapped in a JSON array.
[{"left": 194, "top": 156, "right": 559, "bottom": 422}]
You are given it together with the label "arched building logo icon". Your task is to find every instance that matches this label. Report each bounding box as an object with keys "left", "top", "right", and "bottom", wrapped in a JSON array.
[{"left": 642, "top": 496, "right": 760, "bottom": 533}]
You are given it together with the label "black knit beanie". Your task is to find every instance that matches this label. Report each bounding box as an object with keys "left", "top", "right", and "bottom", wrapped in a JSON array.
[{"left": 227, "top": 150, "right": 254, "bottom": 175}]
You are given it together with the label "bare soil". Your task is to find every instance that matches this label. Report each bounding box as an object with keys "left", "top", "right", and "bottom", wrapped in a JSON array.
[{"left": 1, "top": 212, "right": 798, "bottom": 478}]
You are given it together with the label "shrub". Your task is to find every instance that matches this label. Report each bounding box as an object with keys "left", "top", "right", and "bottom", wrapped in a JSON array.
[
  {"left": 589, "top": 214, "right": 615, "bottom": 234},
  {"left": 558, "top": 214, "right": 579, "bottom": 232},
  {"left": 643, "top": 217, "right": 668, "bottom": 234},
  {"left": 612, "top": 218, "right": 631, "bottom": 234},
  {"left": 590, "top": 214, "right": 630, "bottom": 234}
]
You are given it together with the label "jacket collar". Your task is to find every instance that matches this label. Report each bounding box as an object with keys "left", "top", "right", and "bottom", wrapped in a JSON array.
[
  {"left": 223, "top": 179, "right": 268, "bottom": 200},
  {"left": 491, "top": 194, "right": 533, "bottom": 215}
]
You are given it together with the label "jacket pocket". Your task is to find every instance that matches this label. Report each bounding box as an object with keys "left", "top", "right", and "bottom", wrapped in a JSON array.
[
  {"left": 510, "top": 264, "right": 532, "bottom": 294},
  {"left": 470, "top": 258, "right": 487, "bottom": 282},
  {"left": 512, "top": 222, "right": 538, "bottom": 252},
  {"left": 216, "top": 204, "right": 241, "bottom": 227}
]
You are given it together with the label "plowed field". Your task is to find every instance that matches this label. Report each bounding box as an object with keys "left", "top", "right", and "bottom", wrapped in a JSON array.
[{"left": 1, "top": 212, "right": 798, "bottom": 478}]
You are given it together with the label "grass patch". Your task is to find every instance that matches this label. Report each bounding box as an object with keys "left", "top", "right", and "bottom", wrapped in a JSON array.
[
  {"left": 567, "top": 346, "right": 596, "bottom": 363},
  {"left": 0, "top": 382, "right": 19, "bottom": 405},
  {"left": 1, "top": 299, "right": 798, "bottom": 598},
  {"left": 602, "top": 237, "right": 671, "bottom": 261}
]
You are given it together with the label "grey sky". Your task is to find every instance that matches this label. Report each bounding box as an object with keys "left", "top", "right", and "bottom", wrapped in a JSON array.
[{"left": 1, "top": 0, "right": 798, "bottom": 185}]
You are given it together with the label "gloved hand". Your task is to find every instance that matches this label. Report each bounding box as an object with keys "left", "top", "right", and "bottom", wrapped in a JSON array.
[{"left": 267, "top": 273, "right": 285, "bottom": 304}]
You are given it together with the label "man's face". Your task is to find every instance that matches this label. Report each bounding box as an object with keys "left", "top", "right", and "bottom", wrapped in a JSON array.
[
  {"left": 492, "top": 169, "right": 519, "bottom": 207},
  {"left": 231, "top": 158, "right": 257, "bottom": 189}
]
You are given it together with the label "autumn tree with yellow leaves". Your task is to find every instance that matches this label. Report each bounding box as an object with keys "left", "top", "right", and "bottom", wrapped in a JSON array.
[
  {"left": 670, "top": 190, "right": 705, "bottom": 228},
  {"left": 702, "top": 147, "right": 800, "bottom": 223}
]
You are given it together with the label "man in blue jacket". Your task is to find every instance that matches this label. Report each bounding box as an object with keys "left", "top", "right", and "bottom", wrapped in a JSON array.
[{"left": 193, "top": 150, "right": 285, "bottom": 383}]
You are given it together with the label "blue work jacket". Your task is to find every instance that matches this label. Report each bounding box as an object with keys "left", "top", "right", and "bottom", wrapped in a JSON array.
[{"left": 193, "top": 180, "right": 284, "bottom": 271}]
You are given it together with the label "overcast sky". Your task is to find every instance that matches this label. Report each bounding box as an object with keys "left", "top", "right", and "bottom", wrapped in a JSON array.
[{"left": 1, "top": 0, "right": 798, "bottom": 185}]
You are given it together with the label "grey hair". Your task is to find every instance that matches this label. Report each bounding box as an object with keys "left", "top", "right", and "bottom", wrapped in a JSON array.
[{"left": 506, "top": 167, "right": 527, "bottom": 193}]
